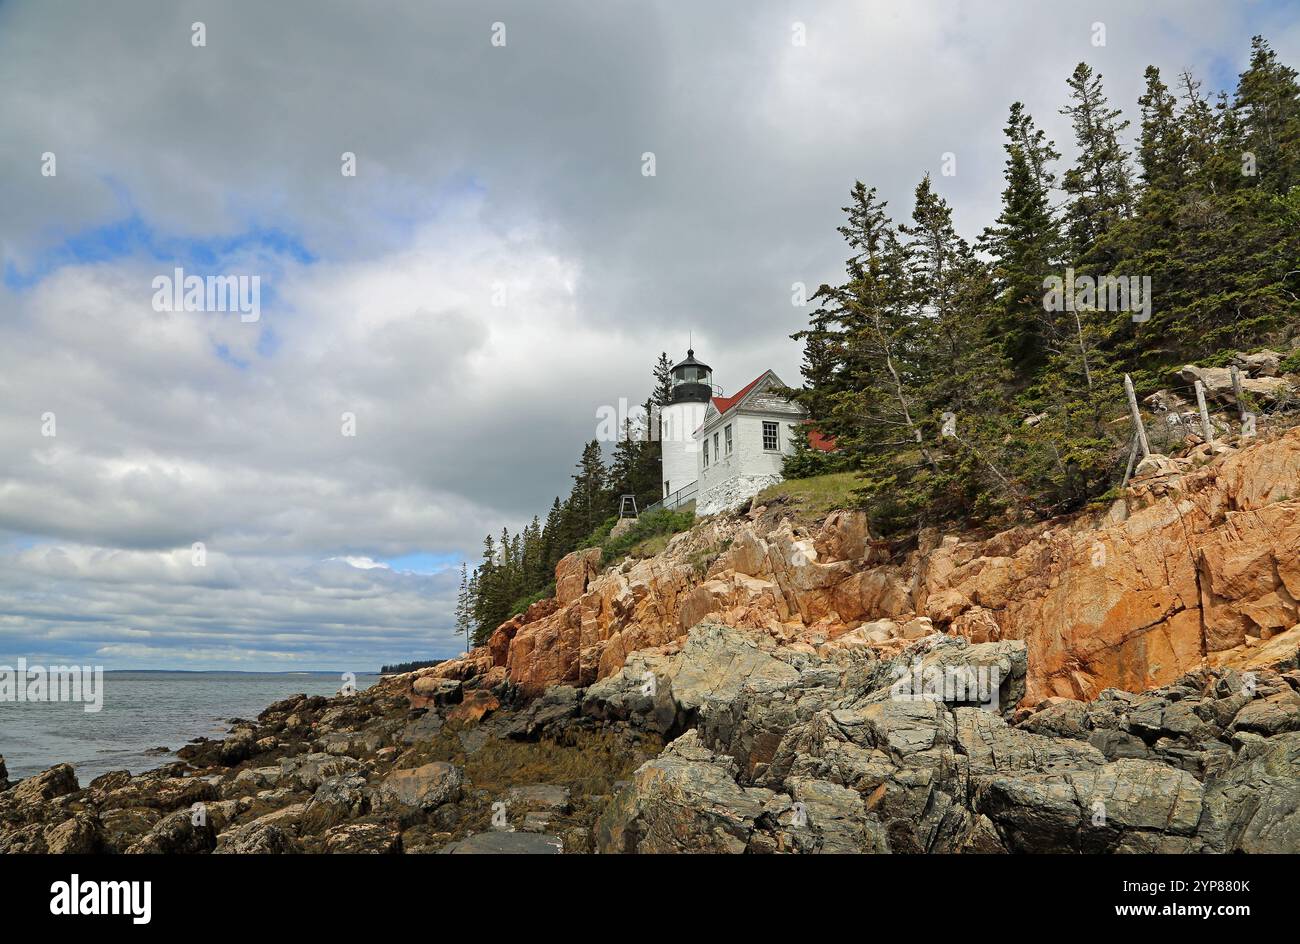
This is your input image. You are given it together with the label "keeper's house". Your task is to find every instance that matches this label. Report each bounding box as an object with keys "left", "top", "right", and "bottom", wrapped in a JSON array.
[{"left": 657, "top": 348, "right": 834, "bottom": 517}]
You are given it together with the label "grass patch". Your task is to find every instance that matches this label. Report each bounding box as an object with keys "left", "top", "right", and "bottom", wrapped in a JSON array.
[
  {"left": 463, "top": 728, "right": 661, "bottom": 796},
  {"left": 756, "top": 471, "right": 861, "bottom": 522},
  {"left": 628, "top": 531, "right": 673, "bottom": 559},
  {"left": 582, "top": 508, "right": 696, "bottom": 568}
]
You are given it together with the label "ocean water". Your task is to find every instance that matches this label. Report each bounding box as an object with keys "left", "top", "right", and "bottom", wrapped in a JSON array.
[{"left": 0, "top": 671, "right": 380, "bottom": 783}]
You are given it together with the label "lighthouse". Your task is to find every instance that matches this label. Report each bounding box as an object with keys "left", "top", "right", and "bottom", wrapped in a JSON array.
[{"left": 660, "top": 349, "right": 712, "bottom": 500}]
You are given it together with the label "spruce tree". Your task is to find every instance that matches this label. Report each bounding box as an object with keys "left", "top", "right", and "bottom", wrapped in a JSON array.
[
  {"left": 979, "top": 102, "right": 1061, "bottom": 380},
  {"left": 1060, "top": 63, "right": 1134, "bottom": 265},
  {"left": 1234, "top": 35, "right": 1300, "bottom": 194}
]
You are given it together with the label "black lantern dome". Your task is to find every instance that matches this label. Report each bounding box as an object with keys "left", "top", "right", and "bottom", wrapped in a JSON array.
[{"left": 670, "top": 349, "right": 713, "bottom": 403}]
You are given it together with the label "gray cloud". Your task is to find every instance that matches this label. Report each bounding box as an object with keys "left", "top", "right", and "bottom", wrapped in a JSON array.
[{"left": 1, "top": 0, "right": 1295, "bottom": 666}]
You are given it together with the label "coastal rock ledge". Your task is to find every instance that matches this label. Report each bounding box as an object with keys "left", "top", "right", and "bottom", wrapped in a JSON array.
[{"left": 2, "top": 622, "right": 1298, "bottom": 853}]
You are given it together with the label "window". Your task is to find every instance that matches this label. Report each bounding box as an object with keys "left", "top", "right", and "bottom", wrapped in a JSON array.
[
  {"left": 724, "top": 424, "right": 733, "bottom": 455},
  {"left": 713, "top": 432, "right": 720, "bottom": 460},
  {"left": 702, "top": 441, "right": 709, "bottom": 469},
  {"left": 762, "top": 421, "right": 779, "bottom": 451},
  {"left": 664, "top": 480, "right": 670, "bottom": 498}
]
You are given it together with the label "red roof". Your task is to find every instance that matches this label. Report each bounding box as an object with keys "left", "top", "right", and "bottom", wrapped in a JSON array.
[
  {"left": 710, "top": 373, "right": 766, "bottom": 417},
  {"left": 700, "top": 372, "right": 835, "bottom": 453},
  {"left": 806, "top": 427, "right": 837, "bottom": 452}
]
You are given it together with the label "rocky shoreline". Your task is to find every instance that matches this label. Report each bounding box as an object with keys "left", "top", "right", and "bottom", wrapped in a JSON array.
[
  {"left": 4, "top": 425, "right": 1299, "bottom": 853},
  {"left": 1, "top": 619, "right": 1297, "bottom": 853}
]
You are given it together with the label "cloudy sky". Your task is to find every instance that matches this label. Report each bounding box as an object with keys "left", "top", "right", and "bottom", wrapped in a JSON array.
[{"left": 1, "top": 1, "right": 1296, "bottom": 671}]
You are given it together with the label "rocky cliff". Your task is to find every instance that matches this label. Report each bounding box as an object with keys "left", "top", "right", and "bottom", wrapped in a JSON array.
[{"left": 433, "top": 425, "right": 1300, "bottom": 708}]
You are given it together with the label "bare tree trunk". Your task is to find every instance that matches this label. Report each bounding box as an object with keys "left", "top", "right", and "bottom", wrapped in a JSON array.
[{"left": 873, "top": 311, "right": 939, "bottom": 472}]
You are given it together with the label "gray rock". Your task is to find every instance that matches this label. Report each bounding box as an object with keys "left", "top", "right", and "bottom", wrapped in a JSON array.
[
  {"left": 400, "top": 711, "right": 445, "bottom": 746},
  {"left": 279, "top": 752, "right": 360, "bottom": 791},
  {"left": 1233, "top": 349, "right": 1283, "bottom": 377},
  {"left": 597, "top": 731, "right": 774, "bottom": 854},
  {"left": 301, "top": 774, "right": 369, "bottom": 833},
  {"left": 9, "top": 764, "right": 78, "bottom": 805},
  {"left": 232, "top": 765, "right": 282, "bottom": 792},
  {"left": 521, "top": 811, "right": 553, "bottom": 832},
  {"left": 377, "top": 762, "right": 463, "bottom": 811},
  {"left": 499, "top": 686, "right": 580, "bottom": 739},
  {"left": 322, "top": 821, "right": 401, "bottom": 853},
  {"left": 1016, "top": 699, "right": 1089, "bottom": 739},
  {"left": 506, "top": 784, "right": 571, "bottom": 813},
  {"left": 1231, "top": 691, "right": 1300, "bottom": 736},
  {"left": 126, "top": 807, "right": 216, "bottom": 854},
  {"left": 214, "top": 821, "right": 298, "bottom": 854},
  {"left": 441, "top": 831, "right": 564, "bottom": 854}
]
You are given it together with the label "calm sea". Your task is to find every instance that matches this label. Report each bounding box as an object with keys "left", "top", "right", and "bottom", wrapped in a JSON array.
[{"left": 0, "top": 671, "right": 380, "bottom": 783}]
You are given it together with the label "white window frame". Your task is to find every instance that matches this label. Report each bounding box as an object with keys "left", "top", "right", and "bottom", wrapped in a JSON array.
[
  {"left": 762, "top": 421, "right": 779, "bottom": 451},
  {"left": 702, "top": 440, "right": 709, "bottom": 469},
  {"left": 724, "top": 424, "right": 733, "bottom": 455},
  {"left": 713, "top": 431, "right": 720, "bottom": 461}
]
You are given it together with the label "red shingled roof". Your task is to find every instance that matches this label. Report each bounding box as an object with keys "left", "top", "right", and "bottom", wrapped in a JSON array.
[
  {"left": 705, "top": 372, "right": 837, "bottom": 452},
  {"left": 709, "top": 373, "right": 766, "bottom": 417}
]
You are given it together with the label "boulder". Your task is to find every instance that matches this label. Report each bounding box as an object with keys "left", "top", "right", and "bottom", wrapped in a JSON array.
[
  {"left": 9, "top": 765, "right": 78, "bottom": 805},
  {"left": 279, "top": 753, "right": 360, "bottom": 792},
  {"left": 597, "top": 731, "right": 774, "bottom": 854},
  {"left": 43, "top": 813, "right": 102, "bottom": 854},
  {"left": 126, "top": 807, "right": 216, "bottom": 854},
  {"left": 100, "top": 807, "right": 163, "bottom": 852},
  {"left": 301, "top": 774, "right": 369, "bottom": 833},
  {"left": 377, "top": 763, "right": 463, "bottom": 811},
  {"left": 322, "top": 821, "right": 401, "bottom": 854},
  {"left": 214, "top": 821, "right": 298, "bottom": 854},
  {"left": 1232, "top": 350, "right": 1283, "bottom": 377},
  {"left": 556, "top": 548, "right": 601, "bottom": 605},
  {"left": 505, "top": 784, "right": 571, "bottom": 813}
]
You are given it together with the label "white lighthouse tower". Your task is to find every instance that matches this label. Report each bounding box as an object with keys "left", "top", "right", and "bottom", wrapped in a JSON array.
[{"left": 660, "top": 349, "right": 712, "bottom": 500}]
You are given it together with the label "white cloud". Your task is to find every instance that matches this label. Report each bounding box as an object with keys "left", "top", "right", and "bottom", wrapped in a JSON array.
[{"left": 0, "top": 0, "right": 1295, "bottom": 667}]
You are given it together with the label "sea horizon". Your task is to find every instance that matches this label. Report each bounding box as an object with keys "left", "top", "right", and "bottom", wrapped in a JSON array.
[{"left": 0, "top": 670, "right": 383, "bottom": 783}]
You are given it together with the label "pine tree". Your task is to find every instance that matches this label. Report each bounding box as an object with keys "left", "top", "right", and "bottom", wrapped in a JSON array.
[
  {"left": 470, "top": 534, "right": 498, "bottom": 645},
  {"left": 541, "top": 496, "right": 564, "bottom": 574},
  {"left": 1060, "top": 64, "right": 1134, "bottom": 265},
  {"left": 454, "top": 562, "right": 471, "bottom": 653},
  {"left": 568, "top": 439, "right": 611, "bottom": 538},
  {"left": 903, "top": 177, "right": 1022, "bottom": 522},
  {"left": 979, "top": 102, "right": 1061, "bottom": 380},
  {"left": 1234, "top": 35, "right": 1300, "bottom": 194},
  {"left": 608, "top": 418, "right": 640, "bottom": 505},
  {"left": 652, "top": 352, "right": 674, "bottom": 406}
]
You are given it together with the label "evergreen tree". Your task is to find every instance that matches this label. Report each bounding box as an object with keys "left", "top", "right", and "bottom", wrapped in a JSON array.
[
  {"left": 903, "top": 177, "right": 1022, "bottom": 522},
  {"left": 1060, "top": 64, "right": 1134, "bottom": 264},
  {"left": 568, "top": 439, "right": 612, "bottom": 538},
  {"left": 453, "top": 562, "right": 471, "bottom": 653},
  {"left": 652, "top": 352, "right": 674, "bottom": 406},
  {"left": 1234, "top": 35, "right": 1300, "bottom": 194},
  {"left": 470, "top": 534, "right": 499, "bottom": 644},
  {"left": 979, "top": 102, "right": 1061, "bottom": 380}
]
